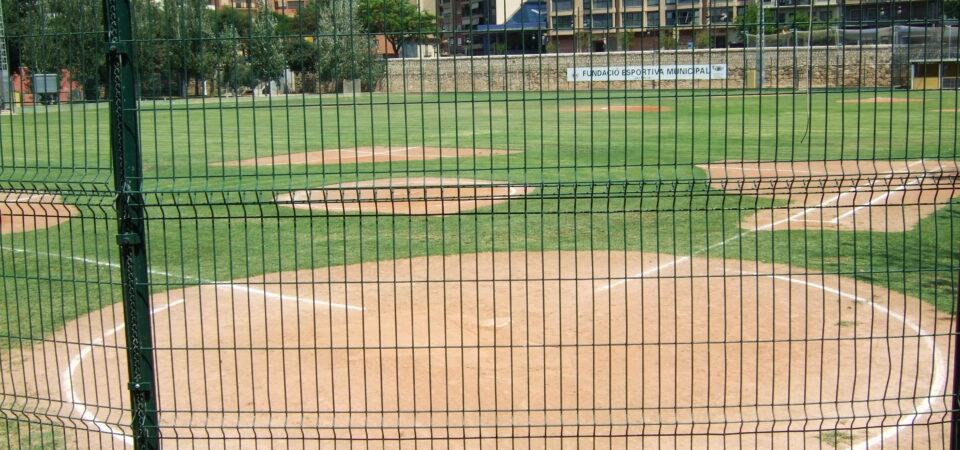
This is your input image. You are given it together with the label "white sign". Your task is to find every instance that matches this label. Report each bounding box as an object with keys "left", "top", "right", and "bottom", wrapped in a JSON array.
[{"left": 567, "top": 64, "right": 728, "bottom": 82}]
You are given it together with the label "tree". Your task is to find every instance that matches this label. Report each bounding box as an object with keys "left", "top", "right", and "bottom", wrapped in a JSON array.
[
  {"left": 946, "top": 0, "right": 960, "bottom": 19},
  {"left": 218, "top": 24, "right": 251, "bottom": 95},
  {"left": 357, "top": 0, "right": 437, "bottom": 57},
  {"left": 8, "top": 0, "right": 105, "bottom": 98},
  {"left": 734, "top": 2, "right": 777, "bottom": 36},
  {"left": 247, "top": 4, "right": 286, "bottom": 93},
  {"left": 317, "top": 0, "right": 385, "bottom": 90}
]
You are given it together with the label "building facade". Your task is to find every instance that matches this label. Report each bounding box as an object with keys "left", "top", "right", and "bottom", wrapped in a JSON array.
[{"left": 546, "top": 0, "right": 940, "bottom": 51}]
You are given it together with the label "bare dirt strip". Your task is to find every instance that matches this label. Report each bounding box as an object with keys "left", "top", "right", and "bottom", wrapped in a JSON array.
[
  {"left": 4, "top": 251, "right": 949, "bottom": 448},
  {"left": 561, "top": 105, "right": 669, "bottom": 113},
  {"left": 215, "top": 146, "right": 517, "bottom": 167},
  {"left": 698, "top": 160, "right": 960, "bottom": 232},
  {"left": 0, "top": 191, "right": 78, "bottom": 235},
  {"left": 275, "top": 177, "right": 534, "bottom": 215},
  {"left": 839, "top": 97, "right": 923, "bottom": 104}
]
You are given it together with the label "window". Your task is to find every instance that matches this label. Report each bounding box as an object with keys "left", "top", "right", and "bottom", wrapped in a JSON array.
[
  {"left": 624, "top": 12, "right": 644, "bottom": 26},
  {"left": 589, "top": 13, "right": 613, "bottom": 27},
  {"left": 553, "top": 15, "right": 574, "bottom": 28},
  {"left": 647, "top": 0, "right": 659, "bottom": 5},
  {"left": 590, "top": 0, "right": 612, "bottom": 10},
  {"left": 665, "top": 0, "right": 675, "bottom": 5},
  {"left": 624, "top": 0, "right": 644, "bottom": 8},
  {"left": 665, "top": 10, "right": 675, "bottom": 25},
  {"left": 710, "top": 7, "right": 732, "bottom": 23},
  {"left": 647, "top": 11, "right": 660, "bottom": 26},
  {"left": 553, "top": 0, "right": 573, "bottom": 12},
  {"left": 677, "top": 9, "right": 698, "bottom": 25}
]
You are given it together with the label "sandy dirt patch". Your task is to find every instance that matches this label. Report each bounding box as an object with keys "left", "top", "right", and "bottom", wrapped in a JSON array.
[
  {"left": 839, "top": 97, "right": 923, "bottom": 104},
  {"left": 698, "top": 159, "right": 960, "bottom": 231},
  {"left": 276, "top": 177, "right": 534, "bottom": 215},
  {"left": 4, "top": 251, "right": 949, "bottom": 448},
  {"left": 561, "top": 105, "right": 670, "bottom": 113},
  {"left": 0, "top": 191, "right": 78, "bottom": 235},
  {"left": 216, "top": 146, "right": 517, "bottom": 167}
]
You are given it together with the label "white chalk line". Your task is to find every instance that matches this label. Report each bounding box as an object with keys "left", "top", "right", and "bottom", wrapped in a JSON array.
[
  {"left": 744, "top": 273, "right": 947, "bottom": 450},
  {"left": 594, "top": 219, "right": 945, "bottom": 450},
  {"left": 828, "top": 171, "right": 936, "bottom": 224},
  {"left": 754, "top": 160, "right": 927, "bottom": 231},
  {"left": 61, "top": 298, "right": 186, "bottom": 446},
  {"left": 2, "top": 244, "right": 361, "bottom": 445}
]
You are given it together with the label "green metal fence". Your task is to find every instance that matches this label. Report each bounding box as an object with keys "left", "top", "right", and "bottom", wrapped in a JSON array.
[{"left": 1, "top": 0, "right": 958, "bottom": 447}]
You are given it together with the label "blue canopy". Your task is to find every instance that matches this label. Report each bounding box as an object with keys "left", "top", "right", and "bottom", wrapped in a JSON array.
[{"left": 476, "top": 0, "right": 547, "bottom": 31}]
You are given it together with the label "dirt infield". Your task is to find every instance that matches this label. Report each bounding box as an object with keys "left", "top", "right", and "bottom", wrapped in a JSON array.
[
  {"left": 698, "top": 160, "right": 960, "bottom": 231},
  {"left": 0, "top": 192, "right": 77, "bottom": 235},
  {"left": 561, "top": 105, "right": 670, "bottom": 113},
  {"left": 216, "top": 146, "right": 517, "bottom": 167},
  {"left": 5, "top": 251, "right": 949, "bottom": 448},
  {"left": 839, "top": 97, "right": 923, "bottom": 104},
  {"left": 276, "top": 177, "right": 534, "bottom": 215}
]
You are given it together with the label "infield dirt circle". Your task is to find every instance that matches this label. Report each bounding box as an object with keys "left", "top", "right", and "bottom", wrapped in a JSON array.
[
  {"left": 8, "top": 251, "right": 949, "bottom": 448},
  {"left": 0, "top": 191, "right": 77, "bottom": 235}
]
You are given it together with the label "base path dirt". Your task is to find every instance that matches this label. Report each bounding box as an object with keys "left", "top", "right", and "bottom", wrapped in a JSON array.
[
  {"left": 5, "top": 251, "right": 950, "bottom": 448},
  {"left": 698, "top": 159, "right": 960, "bottom": 232},
  {"left": 562, "top": 105, "right": 669, "bottom": 113},
  {"left": 0, "top": 191, "right": 78, "bottom": 235},
  {"left": 215, "top": 146, "right": 518, "bottom": 167},
  {"left": 276, "top": 177, "right": 534, "bottom": 215}
]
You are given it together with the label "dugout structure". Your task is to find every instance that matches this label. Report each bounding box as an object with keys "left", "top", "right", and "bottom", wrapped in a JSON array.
[{"left": 0, "top": 2, "right": 959, "bottom": 449}]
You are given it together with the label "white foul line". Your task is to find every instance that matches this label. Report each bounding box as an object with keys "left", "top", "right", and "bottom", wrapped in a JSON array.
[
  {"left": 754, "top": 160, "right": 926, "bottom": 231},
  {"left": 2, "top": 244, "right": 363, "bottom": 445},
  {"left": 828, "top": 177, "right": 924, "bottom": 224},
  {"left": 753, "top": 273, "right": 947, "bottom": 450},
  {"left": 60, "top": 298, "right": 187, "bottom": 446}
]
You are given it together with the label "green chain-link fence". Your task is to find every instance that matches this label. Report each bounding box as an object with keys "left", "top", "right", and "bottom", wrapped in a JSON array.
[{"left": 1, "top": 0, "right": 958, "bottom": 447}]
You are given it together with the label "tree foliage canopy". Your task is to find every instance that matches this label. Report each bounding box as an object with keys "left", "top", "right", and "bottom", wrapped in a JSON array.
[{"left": 357, "top": 0, "right": 437, "bottom": 56}]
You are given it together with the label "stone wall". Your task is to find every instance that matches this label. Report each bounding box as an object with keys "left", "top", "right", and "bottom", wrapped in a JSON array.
[{"left": 379, "top": 45, "right": 896, "bottom": 93}]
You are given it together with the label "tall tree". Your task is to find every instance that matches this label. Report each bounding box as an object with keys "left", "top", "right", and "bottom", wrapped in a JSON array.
[
  {"left": 6, "top": 0, "right": 105, "bottom": 99},
  {"left": 734, "top": 2, "right": 777, "bottom": 36},
  {"left": 247, "top": 4, "right": 286, "bottom": 92},
  {"left": 357, "top": 0, "right": 437, "bottom": 57}
]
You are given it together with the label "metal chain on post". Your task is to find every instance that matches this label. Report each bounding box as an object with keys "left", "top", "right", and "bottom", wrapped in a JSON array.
[{"left": 104, "top": 0, "right": 160, "bottom": 448}]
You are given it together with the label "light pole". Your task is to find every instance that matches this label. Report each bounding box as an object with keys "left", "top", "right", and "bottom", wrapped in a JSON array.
[
  {"left": 757, "top": 0, "right": 765, "bottom": 89},
  {"left": 0, "top": 1, "right": 11, "bottom": 112}
]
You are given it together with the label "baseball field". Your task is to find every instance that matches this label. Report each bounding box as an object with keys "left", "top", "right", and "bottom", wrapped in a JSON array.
[{"left": 1, "top": 88, "right": 958, "bottom": 447}]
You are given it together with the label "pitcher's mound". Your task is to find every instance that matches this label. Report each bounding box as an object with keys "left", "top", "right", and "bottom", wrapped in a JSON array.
[
  {"left": 0, "top": 192, "right": 77, "bottom": 235},
  {"left": 216, "top": 146, "right": 517, "bottom": 167},
  {"left": 562, "top": 105, "right": 669, "bottom": 112},
  {"left": 276, "top": 177, "right": 534, "bottom": 215}
]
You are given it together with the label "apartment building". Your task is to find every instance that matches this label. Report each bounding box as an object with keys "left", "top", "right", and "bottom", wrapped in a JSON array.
[
  {"left": 207, "top": 0, "right": 304, "bottom": 16},
  {"left": 438, "top": 0, "right": 522, "bottom": 53},
  {"left": 546, "top": 0, "right": 939, "bottom": 51}
]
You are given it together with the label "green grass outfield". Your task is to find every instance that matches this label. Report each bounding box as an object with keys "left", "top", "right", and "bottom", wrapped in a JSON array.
[{"left": 0, "top": 88, "right": 958, "bottom": 358}]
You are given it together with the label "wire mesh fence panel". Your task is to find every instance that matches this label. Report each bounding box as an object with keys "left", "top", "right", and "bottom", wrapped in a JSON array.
[{"left": 1, "top": 0, "right": 959, "bottom": 448}]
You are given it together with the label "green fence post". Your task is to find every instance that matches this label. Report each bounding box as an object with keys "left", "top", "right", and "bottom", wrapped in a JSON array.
[{"left": 104, "top": 0, "right": 160, "bottom": 448}]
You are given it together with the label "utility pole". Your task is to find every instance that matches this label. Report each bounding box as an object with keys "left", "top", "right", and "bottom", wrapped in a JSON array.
[
  {"left": 757, "top": 0, "right": 765, "bottom": 89},
  {"left": 0, "top": 2, "right": 12, "bottom": 112}
]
